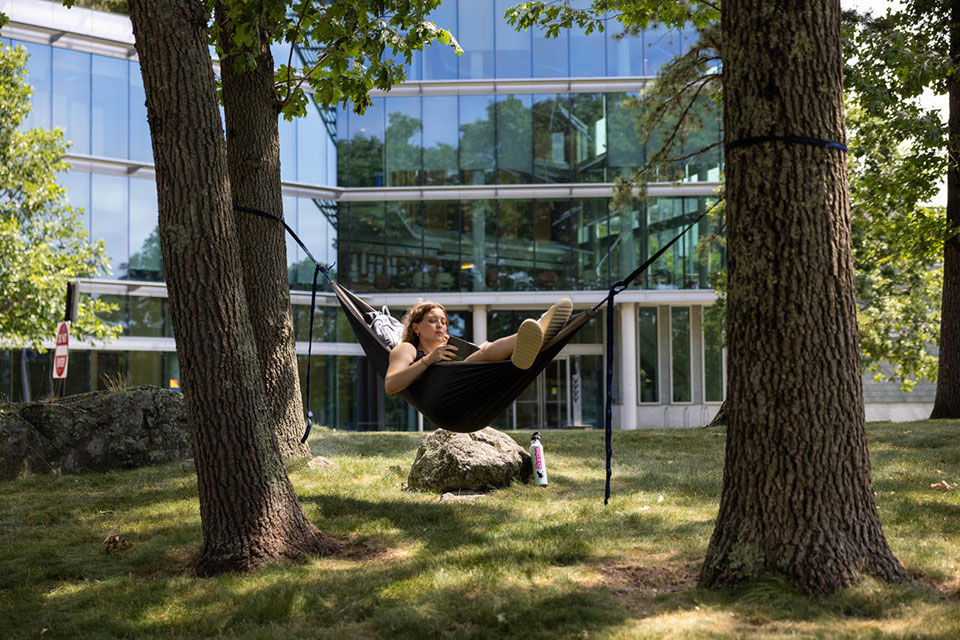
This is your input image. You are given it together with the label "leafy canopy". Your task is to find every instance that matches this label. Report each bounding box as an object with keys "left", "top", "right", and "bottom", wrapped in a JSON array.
[
  {"left": 842, "top": 2, "right": 953, "bottom": 387},
  {"left": 209, "top": 0, "right": 462, "bottom": 119},
  {"left": 0, "top": 46, "right": 120, "bottom": 351}
]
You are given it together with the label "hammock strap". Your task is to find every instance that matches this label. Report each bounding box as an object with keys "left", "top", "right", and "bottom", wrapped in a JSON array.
[
  {"left": 232, "top": 205, "right": 334, "bottom": 443},
  {"left": 595, "top": 198, "right": 723, "bottom": 504}
]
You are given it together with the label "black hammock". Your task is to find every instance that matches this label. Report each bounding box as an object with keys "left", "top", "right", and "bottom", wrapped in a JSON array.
[
  {"left": 235, "top": 197, "right": 722, "bottom": 503},
  {"left": 332, "top": 281, "right": 596, "bottom": 433}
]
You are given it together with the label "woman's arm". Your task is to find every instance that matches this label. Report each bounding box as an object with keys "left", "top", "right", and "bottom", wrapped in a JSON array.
[
  {"left": 384, "top": 343, "right": 425, "bottom": 395},
  {"left": 384, "top": 342, "right": 458, "bottom": 395}
]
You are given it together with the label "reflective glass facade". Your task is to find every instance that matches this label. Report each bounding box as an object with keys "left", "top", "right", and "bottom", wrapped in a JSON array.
[
  {"left": 340, "top": 197, "right": 720, "bottom": 294},
  {"left": 400, "top": 0, "right": 694, "bottom": 81},
  {"left": 2, "top": 2, "right": 727, "bottom": 428},
  {"left": 338, "top": 93, "right": 722, "bottom": 187}
]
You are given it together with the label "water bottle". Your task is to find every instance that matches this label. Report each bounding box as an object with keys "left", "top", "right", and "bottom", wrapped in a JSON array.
[{"left": 530, "top": 431, "right": 548, "bottom": 486}]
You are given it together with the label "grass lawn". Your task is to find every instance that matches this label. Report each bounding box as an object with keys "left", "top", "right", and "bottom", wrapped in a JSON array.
[{"left": 1, "top": 421, "right": 959, "bottom": 639}]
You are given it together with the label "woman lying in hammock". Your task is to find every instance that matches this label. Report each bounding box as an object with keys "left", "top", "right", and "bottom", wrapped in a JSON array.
[{"left": 384, "top": 298, "right": 573, "bottom": 395}]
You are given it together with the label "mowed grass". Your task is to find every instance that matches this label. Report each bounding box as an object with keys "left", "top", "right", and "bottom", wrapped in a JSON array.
[{"left": 1, "top": 422, "right": 959, "bottom": 639}]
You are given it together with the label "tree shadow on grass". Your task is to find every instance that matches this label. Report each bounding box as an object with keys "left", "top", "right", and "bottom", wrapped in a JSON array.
[
  {"left": 21, "top": 549, "right": 635, "bottom": 640},
  {"left": 307, "top": 430, "right": 425, "bottom": 458},
  {"left": 300, "top": 493, "right": 509, "bottom": 554}
]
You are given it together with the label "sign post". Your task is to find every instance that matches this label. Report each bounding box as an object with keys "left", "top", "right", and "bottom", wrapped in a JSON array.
[{"left": 53, "top": 321, "right": 69, "bottom": 382}]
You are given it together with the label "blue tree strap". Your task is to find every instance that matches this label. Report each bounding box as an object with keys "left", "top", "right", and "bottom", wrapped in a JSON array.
[
  {"left": 233, "top": 205, "right": 333, "bottom": 283},
  {"left": 604, "top": 285, "right": 616, "bottom": 505},
  {"left": 595, "top": 197, "right": 724, "bottom": 504},
  {"left": 231, "top": 205, "right": 335, "bottom": 444},
  {"left": 726, "top": 135, "right": 848, "bottom": 153},
  {"left": 301, "top": 262, "right": 322, "bottom": 443}
]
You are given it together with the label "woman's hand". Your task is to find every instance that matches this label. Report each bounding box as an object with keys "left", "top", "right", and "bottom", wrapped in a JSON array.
[{"left": 422, "top": 343, "right": 459, "bottom": 365}]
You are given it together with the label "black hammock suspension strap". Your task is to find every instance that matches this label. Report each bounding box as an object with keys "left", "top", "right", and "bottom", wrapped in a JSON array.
[
  {"left": 725, "top": 135, "right": 849, "bottom": 153},
  {"left": 591, "top": 197, "right": 724, "bottom": 505},
  {"left": 232, "top": 205, "right": 334, "bottom": 444}
]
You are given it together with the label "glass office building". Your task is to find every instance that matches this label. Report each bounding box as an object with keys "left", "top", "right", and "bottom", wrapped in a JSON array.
[{"left": 0, "top": 0, "right": 734, "bottom": 430}]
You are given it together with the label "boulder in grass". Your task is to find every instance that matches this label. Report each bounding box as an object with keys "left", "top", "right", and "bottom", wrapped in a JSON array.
[
  {"left": 0, "top": 386, "right": 190, "bottom": 480},
  {"left": 407, "top": 427, "right": 532, "bottom": 493}
]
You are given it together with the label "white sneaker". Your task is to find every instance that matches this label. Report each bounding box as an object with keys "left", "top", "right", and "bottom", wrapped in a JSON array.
[
  {"left": 539, "top": 298, "right": 573, "bottom": 344},
  {"left": 511, "top": 318, "right": 544, "bottom": 370}
]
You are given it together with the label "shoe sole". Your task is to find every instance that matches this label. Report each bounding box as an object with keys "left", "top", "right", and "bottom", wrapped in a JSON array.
[
  {"left": 511, "top": 318, "right": 544, "bottom": 370},
  {"left": 540, "top": 298, "right": 573, "bottom": 343}
]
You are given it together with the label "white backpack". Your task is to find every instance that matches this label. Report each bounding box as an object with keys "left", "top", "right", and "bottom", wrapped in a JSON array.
[{"left": 365, "top": 306, "right": 404, "bottom": 348}]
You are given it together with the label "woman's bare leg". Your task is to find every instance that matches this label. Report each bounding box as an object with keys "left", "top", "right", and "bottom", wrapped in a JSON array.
[{"left": 465, "top": 335, "right": 517, "bottom": 362}]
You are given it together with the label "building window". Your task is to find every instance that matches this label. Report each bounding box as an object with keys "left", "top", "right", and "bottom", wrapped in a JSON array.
[
  {"left": 52, "top": 47, "right": 90, "bottom": 154},
  {"left": 496, "top": 0, "right": 531, "bottom": 78},
  {"left": 458, "top": 0, "right": 495, "bottom": 79},
  {"left": 423, "top": 96, "right": 459, "bottom": 185},
  {"left": 385, "top": 96, "right": 422, "bottom": 187},
  {"left": 671, "top": 306, "right": 692, "bottom": 402},
  {"left": 91, "top": 55, "right": 129, "bottom": 159},
  {"left": 459, "top": 95, "right": 496, "bottom": 185},
  {"left": 423, "top": 2, "right": 458, "bottom": 80},
  {"left": 90, "top": 173, "right": 130, "bottom": 279},
  {"left": 128, "top": 296, "right": 164, "bottom": 337},
  {"left": 703, "top": 306, "right": 725, "bottom": 402},
  {"left": 496, "top": 94, "right": 534, "bottom": 184},
  {"left": 638, "top": 306, "right": 659, "bottom": 403}
]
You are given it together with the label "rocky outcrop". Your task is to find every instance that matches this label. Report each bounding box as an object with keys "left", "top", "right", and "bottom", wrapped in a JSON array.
[
  {"left": 0, "top": 386, "right": 190, "bottom": 480},
  {"left": 407, "top": 427, "right": 532, "bottom": 493}
]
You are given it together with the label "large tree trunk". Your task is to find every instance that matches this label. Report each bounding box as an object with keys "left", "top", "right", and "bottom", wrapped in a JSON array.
[
  {"left": 700, "top": 0, "right": 906, "bottom": 594},
  {"left": 931, "top": 0, "right": 960, "bottom": 419},
  {"left": 128, "top": 0, "right": 337, "bottom": 575},
  {"left": 216, "top": 7, "right": 312, "bottom": 458}
]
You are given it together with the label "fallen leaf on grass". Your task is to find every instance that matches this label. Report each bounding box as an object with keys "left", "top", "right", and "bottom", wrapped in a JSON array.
[
  {"left": 931, "top": 480, "right": 954, "bottom": 491},
  {"left": 104, "top": 526, "right": 133, "bottom": 552}
]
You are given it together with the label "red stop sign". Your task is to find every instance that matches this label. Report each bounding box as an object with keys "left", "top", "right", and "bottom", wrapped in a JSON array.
[{"left": 53, "top": 321, "right": 69, "bottom": 379}]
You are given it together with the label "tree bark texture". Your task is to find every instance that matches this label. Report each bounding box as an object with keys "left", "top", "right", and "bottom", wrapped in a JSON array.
[
  {"left": 217, "top": 7, "right": 312, "bottom": 458},
  {"left": 931, "top": 0, "right": 960, "bottom": 419},
  {"left": 128, "top": 0, "right": 337, "bottom": 575},
  {"left": 700, "top": 0, "right": 906, "bottom": 594}
]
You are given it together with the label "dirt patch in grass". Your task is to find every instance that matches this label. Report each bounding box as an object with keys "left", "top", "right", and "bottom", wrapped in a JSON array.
[
  {"left": 597, "top": 561, "right": 699, "bottom": 597},
  {"left": 335, "top": 535, "right": 398, "bottom": 562},
  {"left": 909, "top": 568, "right": 960, "bottom": 599}
]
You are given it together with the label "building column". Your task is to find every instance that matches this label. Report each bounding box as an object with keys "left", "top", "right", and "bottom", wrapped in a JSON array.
[
  {"left": 620, "top": 302, "right": 638, "bottom": 430},
  {"left": 473, "top": 304, "right": 487, "bottom": 345}
]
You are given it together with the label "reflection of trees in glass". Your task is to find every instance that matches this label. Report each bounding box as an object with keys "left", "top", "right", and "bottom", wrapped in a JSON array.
[
  {"left": 458, "top": 100, "right": 496, "bottom": 184},
  {"left": 128, "top": 294, "right": 164, "bottom": 337},
  {"left": 124, "top": 227, "right": 164, "bottom": 281},
  {"left": 385, "top": 112, "right": 421, "bottom": 186},
  {"left": 337, "top": 92, "right": 718, "bottom": 189},
  {"left": 495, "top": 96, "right": 533, "bottom": 183},
  {"left": 571, "top": 93, "right": 607, "bottom": 183},
  {"left": 607, "top": 92, "right": 644, "bottom": 178},
  {"left": 337, "top": 135, "right": 383, "bottom": 187}
]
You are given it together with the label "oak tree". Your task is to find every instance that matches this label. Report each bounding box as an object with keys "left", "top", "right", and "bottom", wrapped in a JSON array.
[{"left": 126, "top": 0, "right": 337, "bottom": 574}]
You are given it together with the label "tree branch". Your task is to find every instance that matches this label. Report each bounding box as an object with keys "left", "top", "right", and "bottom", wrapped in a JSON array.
[
  {"left": 282, "top": 1, "right": 312, "bottom": 107},
  {"left": 276, "top": 37, "right": 348, "bottom": 112}
]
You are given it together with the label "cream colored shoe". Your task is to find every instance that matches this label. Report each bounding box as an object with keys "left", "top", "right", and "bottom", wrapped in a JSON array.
[
  {"left": 511, "top": 318, "right": 544, "bottom": 370},
  {"left": 539, "top": 298, "right": 573, "bottom": 343}
]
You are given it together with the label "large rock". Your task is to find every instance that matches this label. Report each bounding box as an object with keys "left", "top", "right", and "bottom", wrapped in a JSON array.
[
  {"left": 407, "top": 427, "right": 532, "bottom": 493},
  {"left": 0, "top": 386, "right": 190, "bottom": 480}
]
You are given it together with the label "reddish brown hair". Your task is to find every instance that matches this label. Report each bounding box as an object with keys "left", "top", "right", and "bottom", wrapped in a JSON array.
[{"left": 401, "top": 302, "right": 450, "bottom": 347}]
